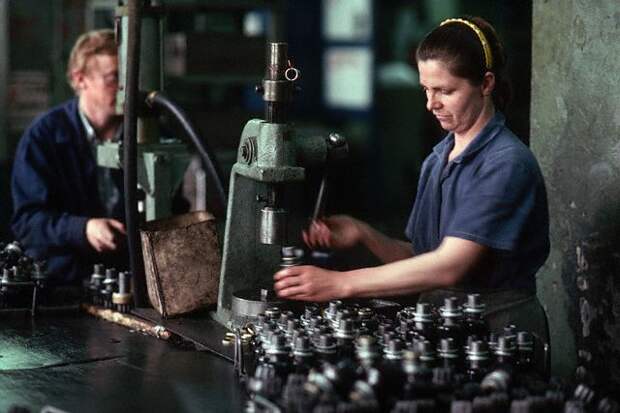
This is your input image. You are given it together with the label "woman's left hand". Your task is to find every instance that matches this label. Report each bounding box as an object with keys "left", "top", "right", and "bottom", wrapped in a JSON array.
[{"left": 273, "top": 265, "right": 347, "bottom": 302}]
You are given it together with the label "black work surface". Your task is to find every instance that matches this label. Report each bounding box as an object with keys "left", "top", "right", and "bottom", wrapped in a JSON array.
[
  {"left": 0, "top": 313, "right": 245, "bottom": 413},
  {"left": 132, "top": 307, "right": 234, "bottom": 361}
]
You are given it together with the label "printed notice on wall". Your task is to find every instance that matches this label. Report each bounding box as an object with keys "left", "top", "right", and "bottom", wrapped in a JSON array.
[
  {"left": 322, "top": 0, "right": 372, "bottom": 42},
  {"left": 8, "top": 71, "right": 50, "bottom": 133},
  {"left": 324, "top": 47, "right": 373, "bottom": 110}
]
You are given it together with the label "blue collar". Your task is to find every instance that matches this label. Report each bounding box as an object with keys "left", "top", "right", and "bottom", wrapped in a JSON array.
[{"left": 432, "top": 112, "right": 506, "bottom": 163}]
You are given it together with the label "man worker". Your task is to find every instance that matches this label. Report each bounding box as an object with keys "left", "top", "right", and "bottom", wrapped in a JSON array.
[{"left": 11, "top": 29, "right": 127, "bottom": 285}]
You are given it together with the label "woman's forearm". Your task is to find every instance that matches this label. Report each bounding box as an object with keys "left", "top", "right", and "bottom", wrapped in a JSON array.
[
  {"left": 358, "top": 222, "right": 414, "bottom": 263},
  {"left": 343, "top": 236, "right": 487, "bottom": 298}
]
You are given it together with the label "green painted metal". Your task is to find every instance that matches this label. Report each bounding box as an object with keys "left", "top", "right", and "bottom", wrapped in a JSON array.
[
  {"left": 531, "top": 0, "right": 620, "bottom": 385},
  {"left": 97, "top": 141, "right": 191, "bottom": 221},
  {"left": 216, "top": 118, "right": 331, "bottom": 327}
]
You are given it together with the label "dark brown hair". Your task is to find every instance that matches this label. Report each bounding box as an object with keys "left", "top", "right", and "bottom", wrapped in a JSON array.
[{"left": 416, "top": 16, "right": 511, "bottom": 111}]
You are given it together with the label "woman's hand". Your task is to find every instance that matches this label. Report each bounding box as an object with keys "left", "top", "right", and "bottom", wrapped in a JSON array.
[
  {"left": 273, "top": 265, "right": 349, "bottom": 302},
  {"left": 303, "top": 215, "right": 365, "bottom": 250}
]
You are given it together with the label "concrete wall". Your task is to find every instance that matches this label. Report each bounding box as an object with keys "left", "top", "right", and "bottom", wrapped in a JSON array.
[{"left": 532, "top": 1, "right": 620, "bottom": 389}]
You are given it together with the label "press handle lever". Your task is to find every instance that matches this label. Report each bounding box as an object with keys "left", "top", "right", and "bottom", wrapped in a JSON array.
[{"left": 311, "top": 171, "right": 328, "bottom": 222}]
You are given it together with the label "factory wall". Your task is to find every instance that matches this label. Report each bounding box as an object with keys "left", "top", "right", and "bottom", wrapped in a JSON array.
[{"left": 532, "top": 1, "right": 620, "bottom": 389}]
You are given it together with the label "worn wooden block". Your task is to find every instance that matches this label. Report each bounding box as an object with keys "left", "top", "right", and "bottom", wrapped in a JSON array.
[{"left": 141, "top": 211, "right": 221, "bottom": 318}]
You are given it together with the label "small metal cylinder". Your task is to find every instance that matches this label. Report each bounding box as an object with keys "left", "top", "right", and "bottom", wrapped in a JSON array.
[
  {"left": 266, "top": 43, "right": 288, "bottom": 81},
  {"left": 259, "top": 206, "right": 287, "bottom": 245},
  {"left": 118, "top": 272, "right": 130, "bottom": 295}
]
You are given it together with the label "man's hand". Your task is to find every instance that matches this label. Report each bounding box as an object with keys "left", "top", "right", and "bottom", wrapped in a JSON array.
[
  {"left": 303, "top": 215, "right": 365, "bottom": 250},
  {"left": 274, "top": 265, "right": 348, "bottom": 302},
  {"left": 85, "top": 218, "right": 126, "bottom": 252}
]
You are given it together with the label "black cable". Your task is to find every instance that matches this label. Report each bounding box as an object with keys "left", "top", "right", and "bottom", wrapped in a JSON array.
[
  {"left": 123, "top": 0, "right": 147, "bottom": 308},
  {"left": 145, "top": 91, "right": 228, "bottom": 215}
]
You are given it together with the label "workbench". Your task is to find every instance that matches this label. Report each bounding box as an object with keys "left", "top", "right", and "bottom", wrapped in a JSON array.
[{"left": 0, "top": 311, "right": 246, "bottom": 412}]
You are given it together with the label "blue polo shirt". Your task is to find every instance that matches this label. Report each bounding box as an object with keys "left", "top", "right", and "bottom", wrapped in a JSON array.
[{"left": 405, "top": 112, "right": 549, "bottom": 291}]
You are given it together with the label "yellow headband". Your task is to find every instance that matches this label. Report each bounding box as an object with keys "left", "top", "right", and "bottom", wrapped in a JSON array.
[{"left": 440, "top": 18, "right": 493, "bottom": 70}]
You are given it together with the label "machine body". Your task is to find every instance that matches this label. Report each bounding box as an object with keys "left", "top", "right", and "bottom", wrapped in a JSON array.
[{"left": 215, "top": 43, "right": 347, "bottom": 327}]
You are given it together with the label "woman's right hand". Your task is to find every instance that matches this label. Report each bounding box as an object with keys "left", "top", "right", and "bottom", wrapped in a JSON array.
[{"left": 303, "top": 215, "right": 365, "bottom": 250}]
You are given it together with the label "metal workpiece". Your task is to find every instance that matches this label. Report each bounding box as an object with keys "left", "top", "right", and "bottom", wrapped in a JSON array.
[
  {"left": 463, "top": 293, "right": 486, "bottom": 314},
  {"left": 325, "top": 300, "right": 343, "bottom": 324},
  {"left": 259, "top": 206, "right": 287, "bottom": 245},
  {"left": 314, "top": 334, "right": 338, "bottom": 356},
  {"left": 467, "top": 340, "right": 490, "bottom": 360},
  {"left": 101, "top": 268, "right": 118, "bottom": 309},
  {"left": 355, "top": 335, "right": 381, "bottom": 366},
  {"left": 384, "top": 338, "right": 405, "bottom": 360},
  {"left": 494, "top": 336, "right": 517, "bottom": 358},
  {"left": 276, "top": 310, "right": 295, "bottom": 330},
  {"left": 417, "top": 340, "right": 437, "bottom": 365},
  {"left": 112, "top": 272, "right": 133, "bottom": 314},
  {"left": 438, "top": 338, "right": 460, "bottom": 359},
  {"left": 292, "top": 335, "right": 314, "bottom": 359},
  {"left": 480, "top": 369, "right": 512, "bottom": 393},
  {"left": 440, "top": 296, "right": 464, "bottom": 319},
  {"left": 280, "top": 246, "right": 304, "bottom": 268},
  {"left": 237, "top": 298, "right": 608, "bottom": 411},
  {"left": 0, "top": 241, "right": 47, "bottom": 312},
  {"left": 411, "top": 302, "right": 434, "bottom": 323},
  {"left": 230, "top": 289, "right": 286, "bottom": 327},
  {"left": 333, "top": 318, "right": 358, "bottom": 341}
]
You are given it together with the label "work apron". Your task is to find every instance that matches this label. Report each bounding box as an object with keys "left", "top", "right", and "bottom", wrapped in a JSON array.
[{"left": 418, "top": 288, "right": 550, "bottom": 375}]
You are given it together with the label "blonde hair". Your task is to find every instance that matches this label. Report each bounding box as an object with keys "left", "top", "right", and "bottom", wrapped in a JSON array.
[{"left": 66, "top": 29, "right": 117, "bottom": 92}]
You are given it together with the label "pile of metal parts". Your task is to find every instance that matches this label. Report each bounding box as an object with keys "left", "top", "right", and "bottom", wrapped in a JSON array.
[
  {"left": 0, "top": 241, "right": 47, "bottom": 312},
  {"left": 84, "top": 264, "right": 133, "bottom": 314},
  {"left": 233, "top": 296, "right": 618, "bottom": 413}
]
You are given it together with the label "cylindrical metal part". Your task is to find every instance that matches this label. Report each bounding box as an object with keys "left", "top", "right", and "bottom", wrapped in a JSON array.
[
  {"left": 118, "top": 271, "right": 130, "bottom": 295},
  {"left": 266, "top": 43, "right": 288, "bottom": 81},
  {"left": 259, "top": 206, "right": 287, "bottom": 245},
  {"left": 263, "top": 42, "right": 293, "bottom": 123}
]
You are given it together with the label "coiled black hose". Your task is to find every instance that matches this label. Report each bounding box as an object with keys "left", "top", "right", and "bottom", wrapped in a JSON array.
[
  {"left": 145, "top": 91, "right": 227, "bottom": 214},
  {"left": 123, "top": 0, "right": 147, "bottom": 307}
]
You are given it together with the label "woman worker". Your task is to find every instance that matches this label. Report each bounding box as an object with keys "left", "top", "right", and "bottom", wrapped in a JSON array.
[{"left": 273, "top": 16, "right": 550, "bottom": 340}]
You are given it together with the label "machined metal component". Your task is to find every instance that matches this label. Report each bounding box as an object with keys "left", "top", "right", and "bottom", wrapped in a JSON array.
[
  {"left": 300, "top": 304, "right": 320, "bottom": 327},
  {"left": 324, "top": 300, "right": 343, "bottom": 325},
  {"left": 481, "top": 369, "right": 511, "bottom": 393},
  {"left": 463, "top": 293, "right": 486, "bottom": 314},
  {"left": 355, "top": 335, "right": 381, "bottom": 366},
  {"left": 113, "top": 271, "right": 133, "bottom": 313},
  {"left": 494, "top": 336, "right": 517, "bottom": 358},
  {"left": 293, "top": 335, "right": 314, "bottom": 359},
  {"left": 314, "top": 334, "right": 337, "bottom": 356},
  {"left": 412, "top": 302, "right": 434, "bottom": 323},
  {"left": 101, "top": 268, "right": 118, "bottom": 309},
  {"left": 517, "top": 331, "right": 534, "bottom": 352},
  {"left": 231, "top": 290, "right": 285, "bottom": 327},
  {"left": 467, "top": 340, "right": 490, "bottom": 362},
  {"left": 438, "top": 337, "right": 460, "bottom": 361},
  {"left": 333, "top": 319, "right": 357, "bottom": 341},
  {"left": 259, "top": 207, "right": 287, "bottom": 245},
  {"left": 417, "top": 339, "right": 437, "bottom": 365},
  {"left": 440, "top": 297, "right": 463, "bottom": 319},
  {"left": 280, "top": 247, "right": 304, "bottom": 268},
  {"left": 384, "top": 338, "right": 405, "bottom": 360}
]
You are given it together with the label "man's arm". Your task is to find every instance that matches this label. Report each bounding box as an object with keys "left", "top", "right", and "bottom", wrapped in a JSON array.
[
  {"left": 11, "top": 132, "right": 90, "bottom": 251},
  {"left": 274, "top": 236, "right": 487, "bottom": 301}
]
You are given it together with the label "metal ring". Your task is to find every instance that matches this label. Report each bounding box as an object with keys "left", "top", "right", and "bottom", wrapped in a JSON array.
[{"left": 284, "top": 67, "right": 300, "bottom": 81}]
